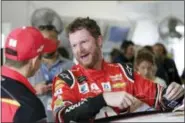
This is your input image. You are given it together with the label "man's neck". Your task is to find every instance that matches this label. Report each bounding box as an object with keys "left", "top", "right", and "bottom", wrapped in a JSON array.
[
  {"left": 5, "top": 65, "right": 28, "bottom": 78},
  {"left": 93, "top": 59, "right": 103, "bottom": 70}
]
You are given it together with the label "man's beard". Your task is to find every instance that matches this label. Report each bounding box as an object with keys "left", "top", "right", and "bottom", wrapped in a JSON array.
[{"left": 77, "top": 47, "right": 101, "bottom": 69}]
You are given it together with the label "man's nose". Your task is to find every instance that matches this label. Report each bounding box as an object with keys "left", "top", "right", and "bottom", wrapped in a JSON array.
[
  {"left": 144, "top": 69, "right": 149, "bottom": 75},
  {"left": 77, "top": 44, "right": 85, "bottom": 53}
]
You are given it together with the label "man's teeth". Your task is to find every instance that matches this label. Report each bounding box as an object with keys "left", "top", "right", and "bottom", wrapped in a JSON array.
[{"left": 81, "top": 54, "right": 88, "bottom": 58}]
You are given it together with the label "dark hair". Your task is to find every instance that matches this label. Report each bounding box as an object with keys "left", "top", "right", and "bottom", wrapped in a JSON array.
[
  {"left": 153, "top": 43, "right": 167, "bottom": 56},
  {"left": 57, "top": 47, "right": 70, "bottom": 59},
  {"left": 5, "top": 55, "right": 42, "bottom": 68},
  {"left": 5, "top": 58, "right": 29, "bottom": 68},
  {"left": 66, "top": 17, "right": 101, "bottom": 39},
  {"left": 135, "top": 49, "right": 156, "bottom": 66},
  {"left": 110, "top": 48, "right": 121, "bottom": 57},
  {"left": 143, "top": 45, "right": 154, "bottom": 54},
  {"left": 120, "top": 40, "right": 134, "bottom": 52},
  {"left": 110, "top": 48, "right": 121, "bottom": 62}
]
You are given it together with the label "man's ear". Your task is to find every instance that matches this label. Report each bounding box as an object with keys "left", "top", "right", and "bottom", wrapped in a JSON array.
[{"left": 97, "top": 35, "right": 103, "bottom": 48}]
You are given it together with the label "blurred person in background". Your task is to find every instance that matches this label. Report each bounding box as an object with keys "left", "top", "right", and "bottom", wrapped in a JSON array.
[
  {"left": 110, "top": 48, "right": 121, "bottom": 63},
  {"left": 143, "top": 45, "right": 154, "bottom": 53},
  {"left": 51, "top": 17, "right": 184, "bottom": 123},
  {"left": 135, "top": 48, "right": 167, "bottom": 87},
  {"left": 153, "top": 43, "right": 182, "bottom": 85},
  {"left": 113, "top": 40, "right": 135, "bottom": 65},
  {"left": 1, "top": 26, "right": 57, "bottom": 122},
  {"left": 57, "top": 46, "right": 70, "bottom": 59},
  {"left": 131, "top": 48, "right": 167, "bottom": 112},
  {"left": 29, "top": 8, "right": 74, "bottom": 122},
  {"left": 143, "top": 45, "right": 169, "bottom": 84}
]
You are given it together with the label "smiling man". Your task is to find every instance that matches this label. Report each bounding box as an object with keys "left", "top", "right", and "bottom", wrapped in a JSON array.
[{"left": 52, "top": 17, "right": 184, "bottom": 123}]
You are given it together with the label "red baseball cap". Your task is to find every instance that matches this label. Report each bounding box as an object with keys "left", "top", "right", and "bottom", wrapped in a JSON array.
[{"left": 5, "top": 26, "right": 57, "bottom": 61}]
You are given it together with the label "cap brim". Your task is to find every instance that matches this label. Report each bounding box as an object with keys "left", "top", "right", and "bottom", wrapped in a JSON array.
[{"left": 43, "top": 38, "right": 57, "bottom": 53}]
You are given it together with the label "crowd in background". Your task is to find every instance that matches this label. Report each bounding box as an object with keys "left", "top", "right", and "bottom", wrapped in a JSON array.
[{"left": 110, "top": 40, "right": 184, "bottom": 86}]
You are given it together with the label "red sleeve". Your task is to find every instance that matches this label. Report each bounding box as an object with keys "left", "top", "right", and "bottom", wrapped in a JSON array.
[
  {"left": 52, "top": 74, "right": 106, "bottom": 123},
  {"left": 133, "top": 72, "right": 163, "bottom": 108},
  {"left": 52, "top": 76, "right": 77, "bottom": 119}
]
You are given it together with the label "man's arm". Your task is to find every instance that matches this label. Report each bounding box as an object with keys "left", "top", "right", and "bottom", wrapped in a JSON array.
[{"left": 52, "top": 70, "right": 106, "bottom": 123}]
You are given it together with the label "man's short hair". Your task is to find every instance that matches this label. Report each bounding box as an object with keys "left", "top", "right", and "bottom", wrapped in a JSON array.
[
  {"left": 5, "top": 58, "right": 29, "bottom": 68},
  {"left": 66, "top": 17, "right": 101, "bottom": 39},
  {"left": 121, "top": 40, "right": 134, "bottom": 52}
]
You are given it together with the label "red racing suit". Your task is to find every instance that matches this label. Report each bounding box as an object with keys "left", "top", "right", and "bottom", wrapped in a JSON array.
[
  {"left": 1, "top": 66, "right": 46, "bottom": 123},
  {"left": 52, "top": 61, "right": 182, "bottom": 123}
]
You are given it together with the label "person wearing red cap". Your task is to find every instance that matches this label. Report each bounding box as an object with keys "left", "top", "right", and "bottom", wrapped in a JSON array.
[
  {"left": 1, "top": 26, "right": 57, "bottom": 123},
  {"left": 51, "top": 17, "right": 184, "bottom": 123},
  {"left": 28, "top": 25, "right": 74, "bottom": 122}
]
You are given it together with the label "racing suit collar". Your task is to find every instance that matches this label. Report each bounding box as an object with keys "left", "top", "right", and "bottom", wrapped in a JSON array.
[
  {"left": 77, "top": 59, "right": 108, "bottom": 75},
  {"left": 1, "top": 66, "right": 36, "bottom": 94}
]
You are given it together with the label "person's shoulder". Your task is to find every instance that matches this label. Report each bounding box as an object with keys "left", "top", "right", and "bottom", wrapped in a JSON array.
[
  {"left": 1, "top": 76, "right": 46, "bottom": 122},
  {"left": 164, "top": 57, "right": 175, "bottom": 64},
  {"left": 113, "top": 54, "right": 123, "bottom": 62},
  {"left": 106, "top": 62, "right": 133, "bottom": 72},
  {"left": 1, "top": 76, "right": 31, "bottom": 97},
  {"left": 16, "top": 86, "right": 46, "bottom": 121},
  {"left": 13, "top": 95, "right": 46, "bottom": 122},
  {"left": 56, "top": 65, "right": 78, "bottom": 87},
  {"left": 106, "top": 62, "right": 134, "bottom": 82},
  {"left": 106, "top": 62, "right": 120, "bottom": 67}
]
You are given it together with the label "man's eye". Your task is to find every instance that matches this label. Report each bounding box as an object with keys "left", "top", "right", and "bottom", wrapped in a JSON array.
[
  {"left": 72, "top": 44, "right": 77, "bottom": 48},
  {"left": 82, "top": 40, "right": 87, "bottom": 44}
]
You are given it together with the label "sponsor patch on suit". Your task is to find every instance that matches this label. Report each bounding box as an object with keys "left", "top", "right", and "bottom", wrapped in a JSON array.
[
  {"left": 102, "top": 82, "right": 111, "bottom": 92},
  {"left": 79, "top": 83, "right": 89, "bottom": 94}
]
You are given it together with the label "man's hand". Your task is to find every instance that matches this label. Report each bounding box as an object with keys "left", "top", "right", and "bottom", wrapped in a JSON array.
[
  {"left": 164, "top": 82, "right": 184, "bottom": 101},
  {"left": 103, "top": 91, "right": 135, "bottom": 109},
  {"left": 34, "top": 82, "right": 52, "bottom": 95}
]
